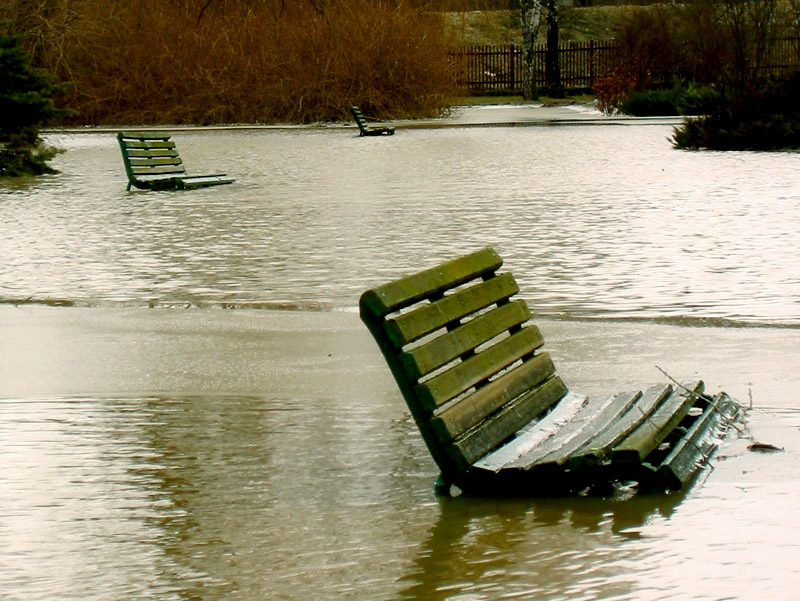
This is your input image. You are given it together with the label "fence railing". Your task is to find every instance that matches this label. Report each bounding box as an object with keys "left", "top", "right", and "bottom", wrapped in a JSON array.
[{"left": 450, "top": 39, "right": 800, "bottom": 94}]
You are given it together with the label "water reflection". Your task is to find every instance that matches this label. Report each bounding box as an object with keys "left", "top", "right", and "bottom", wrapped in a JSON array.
[
  {"left": 2, "top": 123, "right": 800, "bottom": 601},
  {"left": 398, "top": 491, "right": 687, "bottom": 601}
]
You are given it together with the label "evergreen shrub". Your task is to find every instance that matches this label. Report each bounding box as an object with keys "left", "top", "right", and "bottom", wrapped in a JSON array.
[
  {"left": 673, "top": 71, "right": 800, "bottom": 150},
  {"left": 0, "top": 26, "right": 71, "bottom": 176}
]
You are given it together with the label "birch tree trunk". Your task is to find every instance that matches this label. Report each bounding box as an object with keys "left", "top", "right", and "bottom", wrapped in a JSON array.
[{"left": 519, "top": 0, "right": 543, "bottom": 100}]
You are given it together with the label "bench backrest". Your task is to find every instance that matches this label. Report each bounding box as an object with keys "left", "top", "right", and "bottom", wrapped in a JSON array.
[
  {"left": 360, "top": 248, "right": 568, "bottom": 482},
  {"left": 118, "top": 132, "right": 186, "bottom": 182},
  {"left": 349, "top": 106, "right": 370, "bottom": 132}
]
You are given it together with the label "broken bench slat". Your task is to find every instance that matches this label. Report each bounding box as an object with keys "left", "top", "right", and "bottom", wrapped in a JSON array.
[{"left": 360, "top": 247, "right": 743, "bottom": 496}]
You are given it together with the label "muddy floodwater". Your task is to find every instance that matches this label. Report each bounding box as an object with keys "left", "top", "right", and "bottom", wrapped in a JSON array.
[{"left": 1, "top": 118, "right": 799, "bottom": 600}]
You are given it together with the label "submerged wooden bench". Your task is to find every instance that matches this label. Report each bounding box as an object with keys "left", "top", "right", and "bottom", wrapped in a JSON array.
[
  {"left": 349, "top": 106, "right": 395, "bottom": 137},
  {"left": 117, "top": 132, "right": 235, "bottom": 191},
  {"left": 360, "top": 248, "right": 743, "bottom": 496}
]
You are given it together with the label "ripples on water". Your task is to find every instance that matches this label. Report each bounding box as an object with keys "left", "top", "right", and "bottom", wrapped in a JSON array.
[
  {"left": 2, "top": 124, "right": 800, "bottom": 600},
  {"left": 1, "top": 126, "right": 799, "bottom": 325},
  {"left": 2, "top": 396, "right": 798, "bottom": 601}
]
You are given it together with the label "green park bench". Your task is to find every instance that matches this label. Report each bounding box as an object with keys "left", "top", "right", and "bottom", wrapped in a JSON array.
[
  {"left": 117, "top": 131, "right": 235, "bottom": 191},
  {"left": 360, "top": 247, "right": 743, "bottom": 496},
  {"left": 349, "top": 106, "right": 395, "bottom": 136}
]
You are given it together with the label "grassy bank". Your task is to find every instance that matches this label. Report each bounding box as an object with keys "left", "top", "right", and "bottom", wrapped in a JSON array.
[{"left": 4, "top": 0, "right": 456, "bottom": 126}]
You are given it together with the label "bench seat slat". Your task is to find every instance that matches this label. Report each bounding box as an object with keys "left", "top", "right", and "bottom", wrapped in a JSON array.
[
  {"left": 509, "top": 389, "right": 642, "bottom": 468},
  {"left": 400, "top": 300, "right": 530, "bottom": 380},
  {"left": 359, "top": 247, "right": 503, "bottom": 319},
  {"left": 568, "top": 383, "right": 674, "bottom": 466},
  {"left": 447, "top": 376, "right": 569, "bottom": 469},
  {"left": 178, "top": 175, "right": 236, "bottom": 189},
  {"left": 611, "top": 381, "right": 704, "bottom": 463},
  {"left": 475, "top": 390, "right": 588, "bottom": 471},
  {"left": 415, "top": 325, "right": 545, "bottom": 411},
  {"left": 430, "top": 351, "right": 555, "bottom": 443}
]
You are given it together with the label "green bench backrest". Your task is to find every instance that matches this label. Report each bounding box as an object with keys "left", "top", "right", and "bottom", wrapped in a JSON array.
[
  {"left": 360, "top": 248, "right": 568, "bottom": 480},
  {"left": 118, "top": 132, "right": 186, "bottom": 179},
  {"left": 349, "top": 106, "right": 368, "bottom": 129}
]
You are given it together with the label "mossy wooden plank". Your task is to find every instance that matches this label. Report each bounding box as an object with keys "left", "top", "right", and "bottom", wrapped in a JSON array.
[
  {"left": 447, "top": 376, "right": 569, "bottom": 468},
  {"left": 120, "top": 131, "right": 172, "bottom": 140},
  {"left": 507, "top": 389, "right": 642, "bottom": 469},
  {"left": 655, "top": 392, "right": 741, "bottom": 490},
  {"left": 124, "top": 140, "right": 177, "bottom": 149},
  {"left": 414, "top": 325, "right": 545, "bottom": 411},
  {"left": 359, "top": 247, "right": 503, "bottom": 319},
  {"left": 386, "top": 273, "right": 519, "bottom": 347},
  {"left": 129, "top": 157, "right": 183, "bottom": 167},
  {"left": 429, "top": 351, "right": 554, "bottom": 443},
  {"left": 568, "top": 383, "right": 673, "bottom": 467},
  {"left": 611, "top": 381, "right": 704, "bottom": 464},
  {"left": 400, "top": 300, "right": 531, "bottom": 381}
]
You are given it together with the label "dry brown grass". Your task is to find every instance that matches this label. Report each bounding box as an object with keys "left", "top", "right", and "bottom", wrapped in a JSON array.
[{"left": 4, "top": 0, "right": 457, "bottom": 125}]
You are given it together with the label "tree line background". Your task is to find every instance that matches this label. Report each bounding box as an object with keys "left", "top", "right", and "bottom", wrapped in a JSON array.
[
  {"left": 3, "top": 0, "right": 800, "bottom": 126},
  {"left": 1, "top": 0, "right": 457, "bottom": 125}
]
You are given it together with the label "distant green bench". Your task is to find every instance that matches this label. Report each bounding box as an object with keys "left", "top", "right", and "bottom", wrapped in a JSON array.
[
  {"left": 360, "top": 248, "right": 743, "bottom": 496},
  {"left": 349, "top": 106, "right": 395, "bottom": 137},
  {"left": 117, "top": 131, "right": 235, "bottom": 191}
]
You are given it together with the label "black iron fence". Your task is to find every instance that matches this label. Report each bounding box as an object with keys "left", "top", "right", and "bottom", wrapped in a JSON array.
[{"left": 450, "top": 38, "right": 800, "bottom": 94}]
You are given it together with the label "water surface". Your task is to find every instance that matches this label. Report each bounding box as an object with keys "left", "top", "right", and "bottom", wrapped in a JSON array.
[{"left": 1, "top": 122, "right": 799, "bottom": 600}]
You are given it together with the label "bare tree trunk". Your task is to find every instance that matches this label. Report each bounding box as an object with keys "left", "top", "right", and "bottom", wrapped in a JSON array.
[{"left": 519, "top": 0, "right": 543, "bottom": 100}]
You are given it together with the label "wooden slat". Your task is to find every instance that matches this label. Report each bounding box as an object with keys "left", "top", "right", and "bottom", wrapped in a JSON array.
[
  {"left": 655, "top": 393, "right": 741, "bottom": 489},
  {"left": 569, "top": 383, "right": 673, "bottom": 463},
  {"left": 123, "top": 140, "right": 177, "bottom": 149},
  {"left": 430, "top": 350, "right": 554, "bottom": 443},
  {"left": 507, "top": 389, "right": 642, "bottom": 468},
  {"left": 611, "top": 381, "right": 704, "bottom": 463},
  {"left": 400, "top": 300, "right": 530, "bottom": 380},
  {"left": 131, "top": 165, "right": 186, "bottom": 175},
  {"left": 129, "top": 157, "right": 183, "bottom": 167},
  {"left": 475, "top": 390, "right": 588, "bottom": 471},
  {"left": 385, "top": 273, "right": 519, "bottom": 348},
  {"left": 126, "top": 149, "right": 180, "bottom": 158},
  {"left": 359, "top": 247, "right": 503, "bottom": 319},
  {"left": 120, "top": 131, "right": 172, "bottom": 140},
  {"left": 414, "top": 325, "right": 545, "bottom": 411},
  {"left": 447, "top": 376, "right": 569, "bottom": 468},
  {"left": 178, "top": 175, "right": 236, "bottom": 189}
]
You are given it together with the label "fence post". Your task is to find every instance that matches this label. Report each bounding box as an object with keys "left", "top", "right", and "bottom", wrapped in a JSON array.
[{"left": 509, "top": 44, "right": 515, "bottom": 93}]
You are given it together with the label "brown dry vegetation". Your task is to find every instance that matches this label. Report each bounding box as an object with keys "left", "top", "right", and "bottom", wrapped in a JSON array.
[{"left": 3, "top": 0, "right": 457, "bottom": 125}]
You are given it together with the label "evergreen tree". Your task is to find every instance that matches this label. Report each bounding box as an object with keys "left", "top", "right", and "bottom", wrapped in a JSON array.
[{"left": 0, "top": 26, "right": 71, "bottom": 176}]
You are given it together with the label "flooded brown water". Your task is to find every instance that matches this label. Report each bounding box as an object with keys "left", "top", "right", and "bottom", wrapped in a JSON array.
[{"left": 1, "top": 121, "right": 799, "bottom": 600}]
